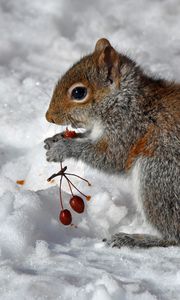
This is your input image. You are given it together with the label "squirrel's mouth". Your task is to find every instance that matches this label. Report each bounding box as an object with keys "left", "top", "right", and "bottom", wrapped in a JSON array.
[
  {"left": 67, "top": 115, "right": 104, "bottom": 140},
  {"left": 66, "top": 114, "right": 87, "bottom": 130}
]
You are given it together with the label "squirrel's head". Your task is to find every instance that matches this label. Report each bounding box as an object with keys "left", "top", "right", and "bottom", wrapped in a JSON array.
[{"left": 46, "top": 38, "right": 121, "bottom": 129}]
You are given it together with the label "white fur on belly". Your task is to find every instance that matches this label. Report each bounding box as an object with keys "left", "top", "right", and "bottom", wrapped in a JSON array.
[
  {"left": 89, "top": 121, "right": 104, "bottom": 141},
  {"left": 131, "top": 159, "right": 145, "bottom": 218}
]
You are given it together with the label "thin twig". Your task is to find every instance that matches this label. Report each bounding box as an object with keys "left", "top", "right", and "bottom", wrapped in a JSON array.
[
  {"left": 47, "top": 166, "right": 67, "bottom": 182},
  {"left": 59, "top": 174, "right": 63, "bottom": 210},
  {"left": 64, "top": 175, "right": 87, "bottom": 198},
  {"left": 65, "top": 176, "right": 74, "bottom": 196},
  {"left": 65, "top": 173, "right": 91, "bottom": 186}
]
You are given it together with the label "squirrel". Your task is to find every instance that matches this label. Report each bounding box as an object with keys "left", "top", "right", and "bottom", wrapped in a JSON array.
[{"left": 44, "top": 38, "right": 180, "bottom": 248}]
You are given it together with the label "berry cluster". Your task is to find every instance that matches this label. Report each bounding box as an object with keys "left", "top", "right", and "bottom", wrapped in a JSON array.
[
  {"left": 60, "top": 196, "right": 85, "bottom": 225},
  {"left": 47, "top": 162, "right": 91, "bottom": 226},
  {"left": 47, "top": 128, "right": 91, "bottom": 226}
]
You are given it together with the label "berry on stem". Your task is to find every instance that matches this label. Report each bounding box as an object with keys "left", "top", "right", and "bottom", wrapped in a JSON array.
[
  {"left": 59, "top": 209, "right": 72, "bottom": 225},
  {"left": 69, "top": 196, "right": 85, "bottom": 213}
]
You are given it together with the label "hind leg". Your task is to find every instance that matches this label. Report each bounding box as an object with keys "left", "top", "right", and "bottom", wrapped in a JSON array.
[
  {"left": 103, "top": 233, "right": 178, "bottom": 248},
  {"left": 104, "top": 157, "right": 180, "bottom": 248}
]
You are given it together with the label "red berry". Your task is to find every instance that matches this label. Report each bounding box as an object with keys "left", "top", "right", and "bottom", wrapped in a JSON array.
[
  {"left": 69, "top": 196, "right": 85, "bottom": 213},
  {"left": 59, "top": 209, "right": 72, "bottom": 225},
  {"left": 63, "top": 128, "right": 77, "bottom": 138}
]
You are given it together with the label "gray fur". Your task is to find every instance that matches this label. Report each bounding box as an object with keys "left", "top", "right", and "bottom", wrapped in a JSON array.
[{"left": 44, "top": 46, "right": 180, "bottom": 248}]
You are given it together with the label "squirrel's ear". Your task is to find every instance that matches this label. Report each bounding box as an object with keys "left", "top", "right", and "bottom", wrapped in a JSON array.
[
  {"left": 94, "top": 38, "right": 111, "bottom": 52},
  {"left": 95, "top": 39, "right": 120, "bottom": 85}
]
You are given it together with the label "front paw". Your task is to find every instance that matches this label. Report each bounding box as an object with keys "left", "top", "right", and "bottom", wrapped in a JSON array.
[
  {"left": 44, "top": 133, "right": 64, "bottom": 150},
  {"left": 46, "top": 139, "right": 71, "bottom": 162}
]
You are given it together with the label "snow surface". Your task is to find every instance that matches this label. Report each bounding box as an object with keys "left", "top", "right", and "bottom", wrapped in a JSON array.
[{"left": 0, "top": 0, "right": 180, "bottom": 299}]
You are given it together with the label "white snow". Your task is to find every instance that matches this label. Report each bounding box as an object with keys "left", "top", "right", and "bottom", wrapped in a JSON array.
[{"left": 0, "top": 0, "right": 180, "bottom": 299}]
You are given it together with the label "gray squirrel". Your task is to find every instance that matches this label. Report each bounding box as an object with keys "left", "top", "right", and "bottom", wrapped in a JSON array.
[{"left": 44, "top": 38, "right": 180, "bottom": 248}]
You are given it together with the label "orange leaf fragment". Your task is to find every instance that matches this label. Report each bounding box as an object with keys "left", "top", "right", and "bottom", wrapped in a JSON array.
[{"left": 16, "top": 180, "right": 25, "bottom": 185}]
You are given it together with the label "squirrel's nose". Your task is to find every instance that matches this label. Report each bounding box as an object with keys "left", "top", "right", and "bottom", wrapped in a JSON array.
[{"left": 46, "top": 111, "right": 55, "bottom": 123}]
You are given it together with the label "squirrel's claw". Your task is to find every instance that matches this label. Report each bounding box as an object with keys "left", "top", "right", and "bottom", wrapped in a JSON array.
[{"left": 44, "top": 133, "right": 64, "bottom": 150}]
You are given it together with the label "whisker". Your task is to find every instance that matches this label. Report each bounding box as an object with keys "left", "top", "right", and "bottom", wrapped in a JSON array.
[
  {"left": 35, "top": 84, "right": 51, "bottom": 98},
  {"left": 71, "top": 116, "right": 78, "bottom": 129},
  {"left": 68, "top": 115, "right": 78, "bottom": 129},
  {"left": 67, "top": 115, "right": 73, "bottom": 127}
]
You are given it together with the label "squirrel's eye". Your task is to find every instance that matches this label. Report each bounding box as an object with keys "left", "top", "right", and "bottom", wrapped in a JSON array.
[{"left": 71, "top": 87, "right": 87, "bottom": 100}]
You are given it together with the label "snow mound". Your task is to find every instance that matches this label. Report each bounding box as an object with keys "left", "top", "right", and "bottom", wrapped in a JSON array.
[{"left": 0, "top": 0, "right": 180, "bottom": 299}]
